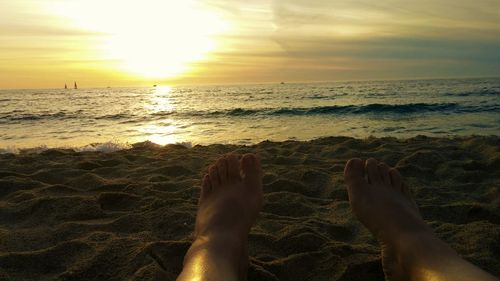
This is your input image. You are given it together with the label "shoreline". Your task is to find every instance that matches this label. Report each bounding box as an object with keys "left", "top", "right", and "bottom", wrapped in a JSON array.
[
  {"left": 1, "top": 135, "right": 499, "bottom": 280},
  {"left": 2, "top": 134, "right": 499, "bottom": 155}
]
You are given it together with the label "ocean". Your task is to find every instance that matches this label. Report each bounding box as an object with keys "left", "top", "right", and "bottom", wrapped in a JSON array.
[{"left": 1, "top": 77, "right": 499, "bottom": 151}]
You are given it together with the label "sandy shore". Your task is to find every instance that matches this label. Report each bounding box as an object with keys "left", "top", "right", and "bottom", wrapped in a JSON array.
[{"left": 0, "top": 136, "right": 499, "bottom": 280}]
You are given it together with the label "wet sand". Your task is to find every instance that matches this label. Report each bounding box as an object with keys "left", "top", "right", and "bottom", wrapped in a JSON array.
[{"left": 0, "top": 136, "right": 499, "bottom": 280}]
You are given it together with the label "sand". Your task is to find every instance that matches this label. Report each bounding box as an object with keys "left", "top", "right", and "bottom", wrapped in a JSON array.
[{"left": 0, "top": 136, "right": 499, "bottom": 280}]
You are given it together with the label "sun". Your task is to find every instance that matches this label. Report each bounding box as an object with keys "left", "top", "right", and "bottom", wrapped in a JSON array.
[{"left": 48, "top": 0, "right": 228, "bottom": 78}]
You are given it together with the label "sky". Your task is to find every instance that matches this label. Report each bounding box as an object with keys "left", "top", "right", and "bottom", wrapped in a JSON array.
[{"left": 0, "top": 0, "right": 499, "bottom": 88}]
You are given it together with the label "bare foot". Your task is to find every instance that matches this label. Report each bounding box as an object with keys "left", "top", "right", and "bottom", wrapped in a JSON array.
[
  {"left": 196, "top": 153, "right": 263, "bottom": 239},
  {"left": 180, "top": 153, "right": 263, "bottom": 281},
  {"left": 344, "top": 158, "right": 431, "bottom": 280}
]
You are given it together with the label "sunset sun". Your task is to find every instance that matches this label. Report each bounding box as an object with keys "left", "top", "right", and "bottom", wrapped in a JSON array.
[{"left": 49, "top": 0, "right": 228, "bottom": 78}]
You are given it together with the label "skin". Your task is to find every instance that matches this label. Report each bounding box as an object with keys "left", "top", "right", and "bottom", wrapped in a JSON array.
[
  {"left": 344, "top": 158, "right": 497, "bottom": 281},
  {"left": 178, "top": 154, "right": 497, "bottom": 281},
  {"left": 177, "top": 153, "right": 263, "bottom": 281}
]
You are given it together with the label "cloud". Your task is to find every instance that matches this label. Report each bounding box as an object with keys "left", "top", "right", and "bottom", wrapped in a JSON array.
[
  {"left": 200, "top": 0, "right": 500, "bottom": 81},
  {"left": 270, "top": 0, "right": 500, "bottom": 33},
  {"left": 1, "top": 0, "right": 499, "bottom": 87},
  {"left": 271, "top": 35, "right": 500, "bottom": 62}
]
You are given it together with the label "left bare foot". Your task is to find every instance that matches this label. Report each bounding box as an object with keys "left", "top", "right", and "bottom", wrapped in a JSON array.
[
  {"left": 179, "top": 153, "right": 263, "bottom": 281},
  {"left": 195, "top": 153, "right": 263, "bottom": 240}
]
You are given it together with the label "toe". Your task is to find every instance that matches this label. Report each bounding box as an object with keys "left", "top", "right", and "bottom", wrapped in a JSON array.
[
  {"left": 208, "top": 164, "right": 220, "bottom": 189},
  {"left": 401, "top": 182, "right": 412, "bottom": 198},
  {"left": 365, "top": 158, "right": 382, "bottom": 184},
  {"left": 389, "top": 168, "right": 402, "bottom": 190},
  {"left": 201, "top": 174, "right": 211, "bottom": 199},
  {"left": 344, "top": 158, "right": 365, "bottom": 186},
  {"left": 241, "top": 154, "right": 262, "bottom": 179},
  {"left": 378, "top": 162, "right": 391, "bottom": 185},
  {"left": 241, "top": 154, "right": 263, "bottom": 192},
  {"left": 216, "top": 156, "right": 229, "bottom": 184},
  {"left": 226, "top": 154, "right": 241, "bottom": 181},
  {"left": 401, "top": 183, "right": 419, "bottom": 211},
  {"left": 344, "top": 158, "right": 367, "bottom": 202}
]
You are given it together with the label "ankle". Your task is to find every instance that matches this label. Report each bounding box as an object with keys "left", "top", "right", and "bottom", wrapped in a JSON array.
[
  {"left": 185, "top": 233, "right": 247, "bottom": 265},
  {"left": 394, "top": 231, "right": 458, "bottom": 277},
  {"left": 179, "top": 234, "right": 247, "bottom": 281}
]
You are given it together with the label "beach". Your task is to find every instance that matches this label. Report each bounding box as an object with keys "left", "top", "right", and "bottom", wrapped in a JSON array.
[
  {"left": 0, "top": 135, "right": 498, "bottom": 280},
  {"left": 2, "top": 0, "right": 499, "bottom": 279}
]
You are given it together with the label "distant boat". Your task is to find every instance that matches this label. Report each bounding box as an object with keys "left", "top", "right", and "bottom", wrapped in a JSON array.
[
  {"left": 74, "top": 82, "right": 78, "bottom": 89},
  {"left": 153, "top": 84, "right": 157, "bottom": 87},
  {"left": 280, "top": 82, "right": 285, "bottom": 84},
  {"left": 64, "top": 84, "right": 67, "bottom": 89}
]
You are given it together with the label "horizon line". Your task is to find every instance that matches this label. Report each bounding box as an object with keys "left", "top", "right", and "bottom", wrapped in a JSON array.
[{"left": 1, "top": 75, "right": 499, "bottom": 91}]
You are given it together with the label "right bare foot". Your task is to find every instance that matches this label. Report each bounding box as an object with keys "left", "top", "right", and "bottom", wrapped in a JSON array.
[
  {"left": 344, "top": 158, "right": 432, "bottom": 280},
  {"left": 344, "top": 158, "right": 499, "bottom": 281}
]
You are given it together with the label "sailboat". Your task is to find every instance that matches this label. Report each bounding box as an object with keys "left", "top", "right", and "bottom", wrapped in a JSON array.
[
  {"left": 74, "top": 81, "right": 78, "bottom": 89},
  {"left": 64, "top": 83, "right": 67, "bottom": 89}
]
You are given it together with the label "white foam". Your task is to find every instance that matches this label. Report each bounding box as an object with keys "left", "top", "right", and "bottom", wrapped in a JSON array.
[
  {"left": 77, "top": 142, "right": 131, "bottom": 153},
  {"left": 0, "top": 140, "right": 195, "bottom": 154},
  {"left": 176, "top": 141, "right": 193, "bottom": 149},
  {"left": 0, "top": 146, "right": 20, "bottom": 154}
]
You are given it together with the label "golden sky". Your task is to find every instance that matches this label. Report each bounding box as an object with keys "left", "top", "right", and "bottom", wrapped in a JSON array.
[{"left": 1, "top": 0, "right": 499, "bottom": 88}]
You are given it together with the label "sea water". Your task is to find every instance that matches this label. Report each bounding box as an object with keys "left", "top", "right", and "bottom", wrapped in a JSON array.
[{"left": 1, "top": 78, "right": 499, "bottom": 150}]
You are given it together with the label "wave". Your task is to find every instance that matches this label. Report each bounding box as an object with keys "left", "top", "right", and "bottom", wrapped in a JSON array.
[
  {"left": 1, "top": 103, "right": 498, "bottom": 123},
  {"left": 444, "top": 88, "right": 500, "bottom": 97},
  {"left": 0, "top": 141, "right": 193, "bottom": 155},
  {"left": 304, "top": 93, "right": 348, "bottom": 99},
  {"left": 1, "top": 112, "right": 74, "bottom": 121},
  {"left": 0, "top": 111, "right": 133, "bottom": 122},
  {"left": 95, "top": 113, "right": 132, "bottom": 120},
  {"left": 200, "top": 103, "right": 499, "bottom": 117}
]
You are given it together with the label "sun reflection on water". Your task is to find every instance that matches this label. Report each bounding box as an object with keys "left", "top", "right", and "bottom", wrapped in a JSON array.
[
  {"left": 139, "top": 86, "right": 182, "bottom": 145},
  {"left": 141, "top": 125, "right": 180, "bottom": 145},
  {"left": 146, "top": 86, "right": 175, "bottom": 113}
]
